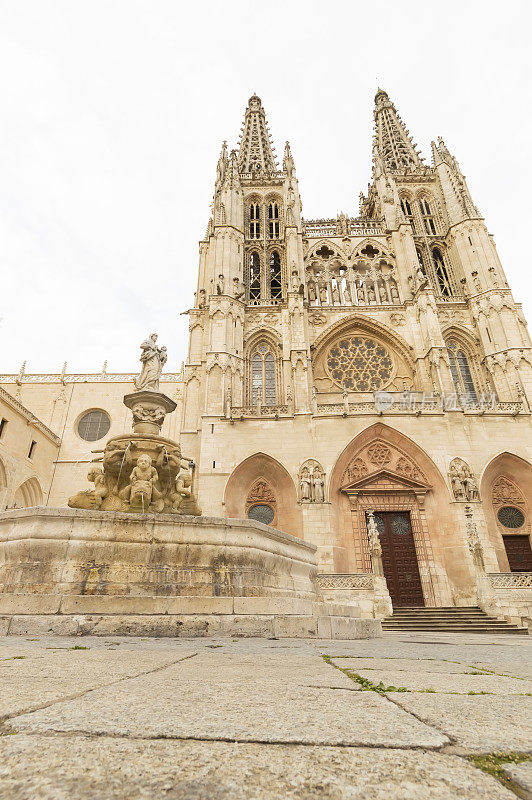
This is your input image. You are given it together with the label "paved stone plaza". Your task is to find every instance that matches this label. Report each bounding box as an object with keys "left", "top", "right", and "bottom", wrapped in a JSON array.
[{"left": 0, "top": 631, "right": 530, "bottom": 799}]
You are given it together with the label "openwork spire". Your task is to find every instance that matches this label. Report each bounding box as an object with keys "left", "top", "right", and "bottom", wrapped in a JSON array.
[
  {"left": 373, "top": 89, "right": 425, "bottom": 172},
  {"left": 238, "top": 95, "right": 278, "bottom": 174}
]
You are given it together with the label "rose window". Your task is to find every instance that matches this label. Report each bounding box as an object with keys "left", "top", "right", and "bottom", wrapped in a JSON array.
[
  {"left": 497, "top": 506, "right": 525, "bottom": 529},
  {"left": 325, "top": 337, "right": 393, "bottom": 391}
]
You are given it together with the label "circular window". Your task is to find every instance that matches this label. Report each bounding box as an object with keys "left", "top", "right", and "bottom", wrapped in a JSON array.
[
  {"left": 497, "top": 506, "right": 525, "bottom": 529},
  {"left": 325, "top": 336, "right": 393, "bottom": 392},
  {"left": 77, "top": 410, "right": 111, "bottom": 442},
  {"left": 248, "top": 504, "right": 275, "bottom": 525},
  {"left": 391, "top": 514, "right": 410, "bottom": 535}
]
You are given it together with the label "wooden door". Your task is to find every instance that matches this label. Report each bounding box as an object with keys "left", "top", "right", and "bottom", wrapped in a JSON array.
[
  {"left": 372, "top": 511, "right": 424, "bottom": 607},
  {"left": 503, "top": 535, "right": 532, "bottom": 572}
]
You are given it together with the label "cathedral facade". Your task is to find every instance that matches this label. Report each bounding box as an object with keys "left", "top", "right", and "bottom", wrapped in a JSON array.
[
  {"left": 179, "top": 91, "right": 532, "bottom": 613},
  {"left": 1, "top": 90, "right": 531, "bottom": 618}
]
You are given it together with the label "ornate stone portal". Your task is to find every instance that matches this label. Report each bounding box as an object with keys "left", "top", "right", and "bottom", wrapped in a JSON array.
[{"left": 69, "top": 337, "right": 201, "bottom": 515}]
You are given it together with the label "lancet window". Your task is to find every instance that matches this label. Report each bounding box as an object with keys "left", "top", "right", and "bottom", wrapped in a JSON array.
[
  {"left": 269, "top": 251, "right": 282, "bottom": 299},
  {"left": 249, "top": 252, "right": 261, "bottom": 300},
  {"left": 447, "top": 341, "right": 478, "bottom": 401},
  {"left": 251, "top": 343, "right": 277, "bottom": 405},
  {"left": 400, "top": 197, "right": 415, "bottom": 229},
  {"left": 419, "top": 198, "right": 437, "bottom": 235},
  {"left": 432, "top": 248, "right": 452, "bottom": 297},
  {"left": 416, "top": 248, "right": 426, "bottom": 275},
  {"left": 249, "top": 203, "right": 260, "bottom": 239},
  {"left": 268, "top": 202, "right": 280, "bottom": 239}
]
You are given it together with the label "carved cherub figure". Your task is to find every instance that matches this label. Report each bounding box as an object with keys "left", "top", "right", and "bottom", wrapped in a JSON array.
[
  {"left": 171, "top": 471, "right": 201, "bottom": 515},
  {"left": 68, "top": 466, "right": 108, "bottom": 510},
  {"left": 120, "top": 454, "right": 159, "bottom": 509}
]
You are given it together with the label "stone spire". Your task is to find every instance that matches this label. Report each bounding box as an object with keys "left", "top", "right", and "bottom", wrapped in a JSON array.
[
  {"left": 431, "top": 136, "right": 480, "bottom": 219},
  {"left": 238, "top": 94, "right": 278, "bottom": 174},
  {"left": 373, "top": 88, "right": 425, "bottom": 172}
]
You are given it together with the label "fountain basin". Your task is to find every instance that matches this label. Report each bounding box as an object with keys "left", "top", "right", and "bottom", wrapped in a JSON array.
[{"left": 0, "top": 508, "right": 380, "bottom": 639}]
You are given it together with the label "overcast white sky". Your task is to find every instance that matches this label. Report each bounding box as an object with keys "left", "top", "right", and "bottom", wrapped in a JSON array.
[{"left": 1, "top": 0, "right": 530, "bottom": 375}]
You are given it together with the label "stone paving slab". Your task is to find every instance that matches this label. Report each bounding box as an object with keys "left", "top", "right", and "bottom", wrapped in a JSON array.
[
  {"left": 330, "top": 657, "right": 474, "bottom": 673},
  {"left": 355, "top": 669, "right": 530, "bottom": 695},
  {"left": 501, "top": 761, "right": 532, "bottom": 794},
  {"left": 388, "top": 693, "right": 532, "bottom": 751},
  {"left": 0, "top": 646, "right": 192, "bottom": 719},
  {"left": 0, "top": 735, "right": 516, "bottom": 800},
  {"left": 10, "top": 664, "right": 448, "bottom": 747},
  {"left": 468, "top": 660, "right": 532, "bottom": 679},
  {"left": 152, "top": 652, "right": 359, "bottom": 689}
]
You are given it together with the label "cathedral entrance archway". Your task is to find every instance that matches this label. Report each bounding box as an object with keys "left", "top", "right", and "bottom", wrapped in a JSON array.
[{"left": 329, "top": 424, "right": 457, "bottom": 608}]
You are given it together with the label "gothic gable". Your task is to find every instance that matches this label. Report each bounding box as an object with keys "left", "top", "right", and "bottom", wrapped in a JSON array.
[
  {"left": 340, "top": 439, "right": 430, "bottom": 494},
  {"left": 341, "top": 468, "right": 430, "bottom": 495}
]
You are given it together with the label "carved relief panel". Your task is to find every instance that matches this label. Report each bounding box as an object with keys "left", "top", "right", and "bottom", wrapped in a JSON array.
[
  {"left": 449, "top": 458, "right": 480, "bottom": 502},
  {"left": 298, "top": 459, "right": 325, "bottom": 503}
]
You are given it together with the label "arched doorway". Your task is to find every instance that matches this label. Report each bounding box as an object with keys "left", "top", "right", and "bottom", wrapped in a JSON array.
[
  {"left": 0, "top": 458, "right": 7, "bottom": 511},
  {"left": 329, "top": 424, "right": 459, "bottom": 607},
  {"left": 14, "top": 477, "right": 43, "bottom": 508},
  {"left": 224, "top": 453, "right": 302, "bottom": 539},
  {"left": 480, "top": 453, "right": 532, "bottom": 572}
]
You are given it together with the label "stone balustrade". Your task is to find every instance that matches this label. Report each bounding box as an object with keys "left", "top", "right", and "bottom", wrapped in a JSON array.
[
  {"left": 488, "top": 573, "right": 532, "bottom": 589},
  {"left": 316, "top": 574, "right": 375, "bottom": 590}
]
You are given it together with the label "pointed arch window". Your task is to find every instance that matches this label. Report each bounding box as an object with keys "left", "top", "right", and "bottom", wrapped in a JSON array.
[
  {"left": 447, "top": 341, "right": 477, "bottom": 402},
  {"left": 433, "top": 247, "right": 453, "bottom": 297},
  {"left": 268, "top": 202, "right": 280, "bottom": 239},
  {"left": 269, "top": 251, "right": 282, "bottom": 299},
  {"left": 251, "top": 343, "right": 277, "bottom": 405},
  {"left": 419, "top": 198, "right": 437, "bottom": 235},
  {"left": 249, "top": 203, "right": 260, "bottom": 239},
  {"left": 416, "top": 248, "right": 426, "bottom": 275},
  {"left": 400, "top": 197, "right": 414, "bottom": 229},
  {"left": 249, "top": 252, "right": 261, "bottom": 300}
]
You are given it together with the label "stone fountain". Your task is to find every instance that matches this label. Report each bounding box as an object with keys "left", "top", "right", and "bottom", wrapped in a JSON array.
[
  {"left": 0, "top": 335, "right": 380, "bottom": 640},
  {"left": 68, "top": 333, "right": 200, "bottom": 516}
]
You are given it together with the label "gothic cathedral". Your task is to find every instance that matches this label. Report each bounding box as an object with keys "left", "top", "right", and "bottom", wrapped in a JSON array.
[{"left": 179, "top": 90, "right": 532, "bottom": 612}]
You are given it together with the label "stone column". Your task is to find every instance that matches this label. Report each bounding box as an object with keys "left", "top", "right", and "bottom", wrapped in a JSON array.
[
  {"left": 465, "top": 505, "right": 500, "bottom": 617},
  {"left": 366, "top": 509, "right": 393, "bottom": 618}
]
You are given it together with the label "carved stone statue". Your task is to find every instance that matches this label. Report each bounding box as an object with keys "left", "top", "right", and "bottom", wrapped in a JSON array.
[
  {"left": 216, "top": 274, "right": 225, "bottom": 295},
  {"left": 366, "top": 509, "right": 384, "bottom": 577},
  {"left": 69, "top": 337, "right": 202, "bottom": 517},
  {"left": 463, "top": 474, "right": 479, "bottom": 501},
  {"left": 300, "top": 469, "right": 312, "bottom": 502},
  {"left": 449, "top": 459, "right": 479, "bottom": 502},
  {"left": 67, "top": 466, "right": 108, "bottom": 510},
  {"left": 135, "top": 333, "right": 167, "bottom": 392},
  {"left": 343, "top": 285, "right": 352, "bottom": 304},
  {"left": 312, "top": 468, "right": 325, "bottom": 502},
  {"left": 332, "top": 284, "right": 340, "bottom": 304},
  {"left": 171, "top": 471, "right": 201, "bottom": 516},
  {"left": 451, "top": 472, "right": 466, "bottom": 501},
  {"left": 299, "top": 460, "right": 325, "bottom": 503},
  {"left": 119, "top": 454, "right": 160, "bottom": 511}
]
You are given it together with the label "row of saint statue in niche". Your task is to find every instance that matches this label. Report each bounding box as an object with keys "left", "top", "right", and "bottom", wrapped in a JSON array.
[
  {"left": 300, "top": 466, "right": 325, "bottom": 503},
  {"left": 307, "top": 277, "right": 400, "bottom": 306}
]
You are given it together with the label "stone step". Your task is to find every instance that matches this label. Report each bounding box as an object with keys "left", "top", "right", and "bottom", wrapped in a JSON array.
[{"left": 382, "top": 606, "right": 528, "bottom": 634}]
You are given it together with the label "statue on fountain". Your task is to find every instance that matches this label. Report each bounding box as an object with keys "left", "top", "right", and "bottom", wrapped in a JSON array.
[
  {"left": 135, "top": 333, "right": 167, "bottom": 392},
  {"left": 68, "top": 335, "right": 201, "bottom": 516}
]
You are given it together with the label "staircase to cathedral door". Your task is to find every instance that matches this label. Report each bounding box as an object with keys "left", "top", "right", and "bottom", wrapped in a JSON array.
[{"left": 375, "top": 511, "right": 424, "bottom": 607}]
